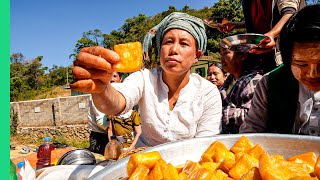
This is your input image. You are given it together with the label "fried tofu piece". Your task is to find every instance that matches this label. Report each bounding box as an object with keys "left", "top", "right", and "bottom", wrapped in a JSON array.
[
  {"left": 148, "top": 161, "right": 163, "bottom": 180},
  {"left": 219, "top": 158, "right": 236, "bottom": 174},
  {"left": 128, "top": 164, "right": 149, "bottom": 180},
  {"left": 127, "top": 151, "right": 162, "bottom": 176},
  {"left": 182, "top": 160, "right": 201, "bottom": 175},
  {"left": 187, "top": 167, "right": 213, "bottom": 180},
  {"left": 315, "top": 156, "right": 320, "bottom": 179},
  {"left": 248, "top": 144, "right": 267, "bottom": 160},
  {"left": 229, "top": 153, "right": 259, "bottom": 180},
  {"left": 287, "top": 152, "right": 317, "bottom": 173},
  {"left": 211, "top": 169, "right": 229, "bottom": 180},
  {"left": 113, "top": 42, "right": 143, "bottom": 72},
  {"left": 201, "top": 162, "right": 221, "bottom": 173},
  {"left": 230, "top": 136, "right": 254, "bottom": 154},
  {"left": 259, "top": 153, "right": 310, "bottom": 180},
  {"left": 241, "top": 167, "right": 262, "bottom": 180}
]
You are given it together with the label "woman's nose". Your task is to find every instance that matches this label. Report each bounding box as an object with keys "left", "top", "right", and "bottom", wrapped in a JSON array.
[
  {"left": 309, "top": 64, "right": 320, "bottom": 78},
  {"left": 169, "top": 43, "right": 178, "bottom": 54}
]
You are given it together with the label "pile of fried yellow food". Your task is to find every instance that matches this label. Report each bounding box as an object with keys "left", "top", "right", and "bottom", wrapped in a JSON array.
[{"left": 121, "top": 136, "right": 320, "bottom": 180}]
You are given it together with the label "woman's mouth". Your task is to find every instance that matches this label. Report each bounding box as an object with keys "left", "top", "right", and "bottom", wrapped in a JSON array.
[{"left": 165, "top": 58, "right": 179, "bottom": 63}]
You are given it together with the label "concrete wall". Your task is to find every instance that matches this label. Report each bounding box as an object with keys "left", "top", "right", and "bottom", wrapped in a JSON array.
[{"left": 10, "top": 94, "right": 91, "bottom": 140}]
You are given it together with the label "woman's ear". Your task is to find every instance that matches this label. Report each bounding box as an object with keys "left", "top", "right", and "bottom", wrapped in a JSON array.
[{"left": 194, "top": 50, "right": 202, "bottom": 63}]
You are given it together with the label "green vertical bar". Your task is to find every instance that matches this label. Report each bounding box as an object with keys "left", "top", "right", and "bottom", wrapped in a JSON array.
[{"left": 0, "top": 0, "right": 10, "bottom": 179}]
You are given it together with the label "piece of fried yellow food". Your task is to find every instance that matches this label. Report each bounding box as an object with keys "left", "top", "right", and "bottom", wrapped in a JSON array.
[
  {"left": 287, "top": 152, "right": 317, "bottom": 173},
  {"left": 167, "top": 163, "right": 179, "bottom": 180},
  {"left": 182, "top": 160, "right": 201, "bottom": 175},
  {"left": 315, "top": 156, "right": 320, "bottom": 179},
  {"left": 230, "top": 136, "right": 254, "bottom": 154},
  {"left": 199, "top": 141, "right": 235, "bottom": 164},
  {"left": 113, "top": 42, "right": 143, "bottom": 72},
  {"left": 259, "top": 153, "right": 310, "bottom": 180},
  {"left": 127, "top": 151, "right": 161, "bottom": 176},
  {"left": 187, "top": 167, "right": 213, "bottom": 180},
  {"left": 248, "top": 144, "right": 267, "bottom": 160},
  {"left": 229, "top": 153, "right": 259, "bottom": 180},
  {"left": 148, "top": 161, "right": 162, "bottom": 180},
  {"left": 211, "top": 169, "right": 230, "bottom": 180},
  {"left": 128, "top": 164, "right": 149, "bottom": 180},
  {"left": 241, "top": 167, "right": 262, "bottom": 180}
]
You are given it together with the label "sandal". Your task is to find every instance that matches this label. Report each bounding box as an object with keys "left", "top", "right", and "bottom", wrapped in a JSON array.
[{"left": 20, "top": 147, "right": 30, "bottom": 154}]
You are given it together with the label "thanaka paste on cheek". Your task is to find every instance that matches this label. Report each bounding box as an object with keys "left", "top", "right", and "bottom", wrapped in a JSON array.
[{"left": 291, "top": 65, "right": 302, "bottom": 80}]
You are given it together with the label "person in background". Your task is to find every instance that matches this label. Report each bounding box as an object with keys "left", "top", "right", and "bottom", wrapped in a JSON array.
[
  {"left": 71, "top": 12, "right": 222, "bottom": 147},
  {"left": 206, "top": 62, "right": 227, "bottom": 89},
  {"left": 219, "top": 43, "right": 263, "bottom": 134},
  {"left": 240, "top": 5, "right": 320, "bottom": 135},
  {"left": 217, "top": 0, "right": 306, "bottom": 74},
  {"left": 107, "top": 109, "right": 141, "bottom": 152},
  {"left": 87, "top": 97, "right": 109, "bottom": 155},
  {"left": 87, "top": 71, "right": 128, "bottom": 154}
]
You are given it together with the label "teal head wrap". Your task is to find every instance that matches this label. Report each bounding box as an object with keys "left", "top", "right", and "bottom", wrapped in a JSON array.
[{"left": 143, "top": 12, "right": 207, "bottom": 61}]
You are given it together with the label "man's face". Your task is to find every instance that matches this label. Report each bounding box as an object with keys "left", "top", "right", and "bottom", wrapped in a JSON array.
[
  {"left": 160, "top": 29, "right": 202, "bottom": 76},
  {"left": 110, "top": 72, "right": 121, "bottom": 83},
  {"left": 291, "top": 41, "right": 320, "bottom": 91}
]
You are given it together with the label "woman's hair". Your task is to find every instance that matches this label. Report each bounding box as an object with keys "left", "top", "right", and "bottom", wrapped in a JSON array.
[
  {"left": 209, "top": 62, "right": 226, "bottom": 74},
  {"left": 280, "top": 4, "right": 320, "bottom": 65}
]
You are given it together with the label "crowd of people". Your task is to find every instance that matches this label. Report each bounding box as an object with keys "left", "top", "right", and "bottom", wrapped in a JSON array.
[{"left": 71, "top": 4, "right": 320, "bottom": 153}]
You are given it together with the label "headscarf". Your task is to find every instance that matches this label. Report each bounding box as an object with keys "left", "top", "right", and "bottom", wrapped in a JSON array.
[{"left": 143, "top": 12, "right": 207, "bottom": 61}]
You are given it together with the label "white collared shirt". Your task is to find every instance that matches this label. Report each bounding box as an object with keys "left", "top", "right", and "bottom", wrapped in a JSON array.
[
  {"left": 112, "top": 67, "right": 222, "bottom": 147},
  {"left": 294, "top": 83, "right": 320, "bottom": 135},
  {"left": 88, "top": 95, "right": 108, "bottom": 133}
]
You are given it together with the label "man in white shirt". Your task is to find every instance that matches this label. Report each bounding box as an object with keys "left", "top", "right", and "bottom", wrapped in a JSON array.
[{"left": 87, "top": 71, "right": 123, "bottom": 154}]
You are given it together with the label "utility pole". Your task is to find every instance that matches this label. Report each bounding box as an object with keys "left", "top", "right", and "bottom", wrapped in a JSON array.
[{"left": 66, "top": 66, "right": 69, "bottom": 84}]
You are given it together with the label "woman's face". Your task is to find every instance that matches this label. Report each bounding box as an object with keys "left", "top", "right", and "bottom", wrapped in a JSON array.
[
  {"left": 160, "top": 29, "right": 202, "bottom": 76},
  {"left": 291, "top": 42, "right": 320, "bottom": 91},
  {"left": 207, "top": 65, "right": 226, "bottom": 88},
  {"left": 220, "top": 48, "right": 242, "bottom": 74}
]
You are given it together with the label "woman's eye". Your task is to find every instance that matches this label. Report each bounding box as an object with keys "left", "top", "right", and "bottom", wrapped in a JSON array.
[
  {"left": 293, "top": 62, "right": 308, "bottom": 67},
  {"left": 163, "top": 39, "right": 173, "bottom": 44},
  {"left": 181, "top": 42, "right": 189, "bottom": 46}
]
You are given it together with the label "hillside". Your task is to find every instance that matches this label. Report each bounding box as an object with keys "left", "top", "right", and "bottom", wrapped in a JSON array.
[{"left": 35, "top": 86, "right": 71, "bottom": 99}]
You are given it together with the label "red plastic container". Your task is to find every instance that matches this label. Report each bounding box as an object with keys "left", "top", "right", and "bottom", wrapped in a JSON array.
[{"left": 36, "top": 136, "right": 55, "bottom": 170}]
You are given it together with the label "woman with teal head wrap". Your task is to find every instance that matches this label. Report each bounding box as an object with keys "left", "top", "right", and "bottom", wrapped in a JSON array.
[
  {"left": 72, "top": 12, "right": 222, "bottom": 147},
  {"left": 143, "top": 12, "right": 207, "bottom": 61}
]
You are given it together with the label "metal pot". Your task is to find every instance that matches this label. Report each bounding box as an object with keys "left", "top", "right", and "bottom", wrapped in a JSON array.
[
  {"left": 57, "top": 148, "right": 96, "bottom": 165},
  {"left": 88, "top": 133, "right": 320, "bottom": 180}
]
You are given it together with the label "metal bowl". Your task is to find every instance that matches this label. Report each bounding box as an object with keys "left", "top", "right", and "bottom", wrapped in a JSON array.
[
  {"left": 220, "top": 33, "right": 269, "bottom": 52},
  {"left": 57, "top": 148, "right": 96, "bottom": 165},
  {"left": 88, "top": 133, "right": 320, "bottom": 180}
]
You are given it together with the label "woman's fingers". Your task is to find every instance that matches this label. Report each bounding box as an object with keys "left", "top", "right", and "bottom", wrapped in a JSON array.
[
  {"left": 72, "top": 66, "right": 111, "bottom": 82},
  {"left": 70, "top": 79, "right": 106, "bottom": 94},
  {"left": 249, "top": 47, "right": 274, "bottom": 54},
  {"left": 81, "top": 46, "right": 120, "bottom": 64},
  {"left": 76, "top": 52, "right": 114, "bottom": 71}
]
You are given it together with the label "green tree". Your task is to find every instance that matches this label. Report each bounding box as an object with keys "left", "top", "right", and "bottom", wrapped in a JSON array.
[
  {"left": 46, "top": 65, "right": 72, "bottom": 87},
  {"left": 69, "top": 29, "right": 105, "bottom": 60},
  {"left": 10, "top": 52, "right": 25, "bottom": 64},
  {"left": 24, "top": 56, "right": 47, "bottom": 90},
  {"left": 206, "top": 0, "right": 244, "bottom": 54},
  {"left": 10, "top": 53, "right": 29, "bottom": 101}
]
